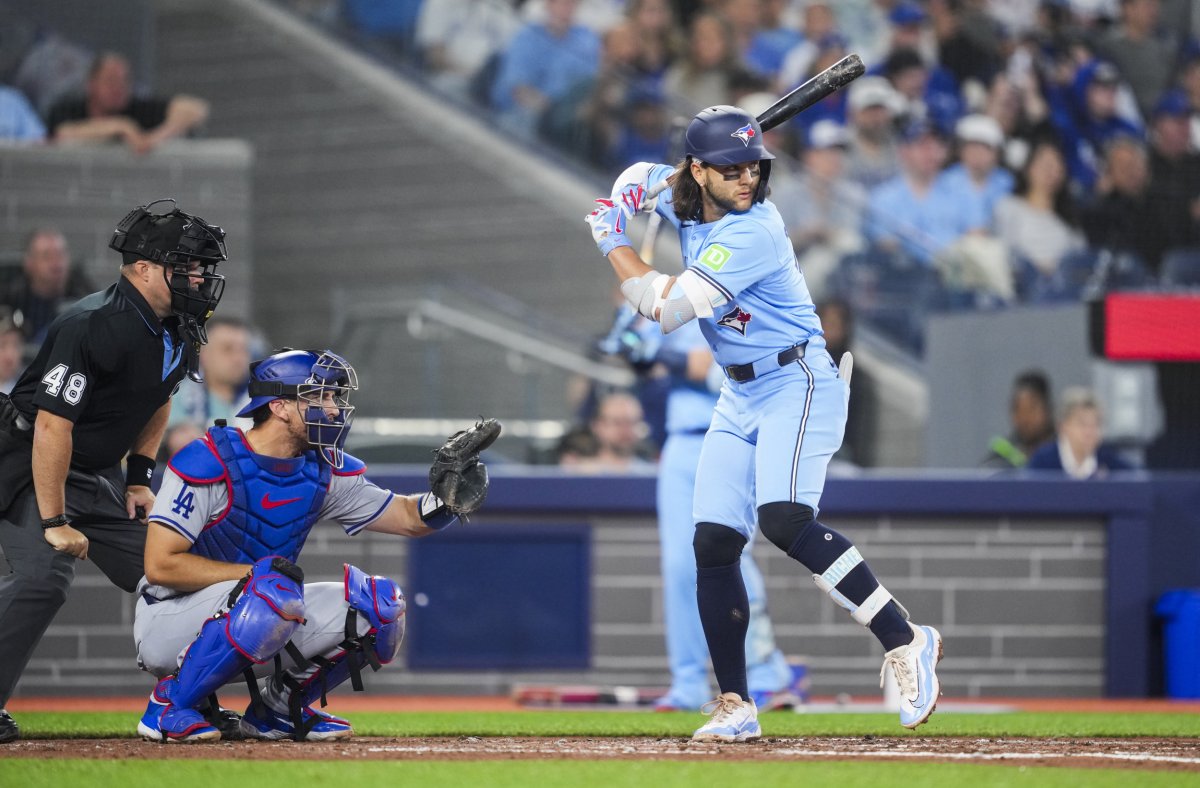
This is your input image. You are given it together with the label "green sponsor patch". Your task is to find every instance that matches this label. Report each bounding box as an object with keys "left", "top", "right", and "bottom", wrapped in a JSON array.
[{"left": 698, "top": 244, "right": 732, "bottom": 272}]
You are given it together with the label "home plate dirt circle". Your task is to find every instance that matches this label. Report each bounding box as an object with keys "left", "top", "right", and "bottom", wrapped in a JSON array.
[{"left": 5, "top": 737, "right": 1200, "bottom": 770}]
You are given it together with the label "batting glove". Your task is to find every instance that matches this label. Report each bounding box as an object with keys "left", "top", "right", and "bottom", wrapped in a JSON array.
[
  {"left": 585, "top": 198, "right": 633, "bottom": 257},
  {"left": 611, "top": 162, "right": 655, "bottom": 202}
]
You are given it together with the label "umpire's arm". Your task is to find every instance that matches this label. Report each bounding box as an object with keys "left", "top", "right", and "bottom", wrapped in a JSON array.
[
  {"left": 125, "top": 400, "right": 172, "bottom": 522},
  {"left": 32, "top": 410, "right": 89, "bottom": 559}
]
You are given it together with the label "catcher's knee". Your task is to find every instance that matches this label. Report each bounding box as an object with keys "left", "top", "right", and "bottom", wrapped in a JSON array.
[
  {"left": 758, "top": 502, "right": 816, "bottom": 554},
  {"left": 693, "top": 522, "right": 747, "bottom": 568},
  {"left": 229, "top": 556, "right": 307, "bottom": 662},
  {"left": 344, "top": 564, "right": 406, "bottom": 665}
]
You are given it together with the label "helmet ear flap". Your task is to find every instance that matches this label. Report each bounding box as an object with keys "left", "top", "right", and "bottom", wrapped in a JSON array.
[{"left": 754, "top": 159, "right": 772, "bottom": 203}]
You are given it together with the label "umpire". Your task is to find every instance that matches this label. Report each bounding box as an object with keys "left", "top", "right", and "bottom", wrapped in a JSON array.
[{"left": 0, "top": 200, "right": 229, "bottom": 743}]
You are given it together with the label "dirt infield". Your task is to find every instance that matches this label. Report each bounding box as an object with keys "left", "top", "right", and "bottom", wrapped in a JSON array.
[{"left": 4, "top": 735, "right": 1200, "bottom": 771}]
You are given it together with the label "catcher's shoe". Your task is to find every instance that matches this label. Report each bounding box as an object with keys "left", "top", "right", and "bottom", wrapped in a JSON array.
[
  {"left": 138, "top": 678, "right": 220, "bottom": 743},
  {"left": 240, "top": 704, "right": 352, "bottom": 741},
  {"left": 881, "top": 623, "right": 943, "bottom": 730},
  {"left": 691, "top": 693, "right": 761, "bottom": 742},
  {"left": 0, "top": 709, "right": 19, "bottom": 744}
]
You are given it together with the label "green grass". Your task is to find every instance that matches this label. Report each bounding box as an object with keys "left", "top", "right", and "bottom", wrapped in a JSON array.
[
  {"left": 12, "top": 709, "right": 1200, "bottom": 739},
  {"left": 2, "top": 760, "right": 1199, "bottom": 788}
]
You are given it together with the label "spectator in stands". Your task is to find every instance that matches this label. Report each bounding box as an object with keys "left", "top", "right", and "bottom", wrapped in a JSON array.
[
  {"left": 817, "top": 298, "right": 878, "bottom": 468},
  {"left": 982, "top": 369, "right": 1056, "bottom": 470},
  {"left": 555, "top": 425, "right": 601, "bottom": 468},
  {"left": 787, "top": 34, "right": 853, "bottom": 139},
  {"left": 1080, "top": 135, "right": 1163, "bottom": 274},
  {"left": 994, "top": 139, "right": 1086, "bottom": 293},
  {"left": 166, "top": 316, "right": 252, "bottom": 434},
  {"left": 865, "top": 119, "right": 982, "bottom": 266},
  {"left": 777, "top": 2, "right": 837, "bottom": 93},
  {"left": 1095, "top": 0, "right": 1175, "bottom": 119},
  {"left": 46, "top": 52, "right": 209, "bottom": 154},
  {"left": 928, "top": 0, "right": 1003, "bottom": 91},
  {"left": 662, "top": 11, "right": 745, "bottom": 113},
  {"left": 882, "top": 47, "right": 964, "bottom": 136},
  {"left": 490, "top": 0, "right": 601, "bottom": 138},
  {"left": 586, "top": 390, "right": 655, "bottom": 471},
  {"left": 742, "top": 0, "right": 804, "bottom": 83},
  {"left": 1048, "top": 60, "right": 1144, "bottom": 193},
  {"left": 0, "top": 85, "right": 45, "bottom": 142},
  {"left": 1027, "top": 387, "right": 1135, "bottom": 478},
  {"left": 937, "top": 114, "right": 1015, "bottom": 230},
  {"left": 159, "top": 422, "right": 204, "bottom": 464},
  {"left": 776, "top": 120, "right": 867, "bottom": 300},
  {"left": 343, "top": 0, "right": 425, "bottom": 56},
  {"left": 626, "top": 0, "right": 681, "bottom": 83},
  {"left": 415, "top": 0, "right": 521, "bottom": 101},
  {"left": 0, "top": 308, "right": 24, "bottom": 395},
  {"left": 1180, "top": 45, "right": 1200, "bottom": 151},
  {"left": 843, "top": 76, "right": 904, "bottom": 190},
  {"left": 0, "top": 229, "right": 93, "bottom": 345},
  {"left": 1145, "top": 90, "right": 1200, "bottom": 257}
]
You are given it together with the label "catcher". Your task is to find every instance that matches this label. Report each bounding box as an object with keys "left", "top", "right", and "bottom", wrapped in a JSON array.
[{"left": 132, "top": 348, "right": 499, "bottom": 743}]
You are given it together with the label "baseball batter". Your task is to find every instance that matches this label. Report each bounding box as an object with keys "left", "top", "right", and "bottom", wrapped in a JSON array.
[
  {"left": 133, "top": 349, "right": 495, "bottom": 743},
  {"left": 585, "top": 105, "right": 943, "bottom": 742}
]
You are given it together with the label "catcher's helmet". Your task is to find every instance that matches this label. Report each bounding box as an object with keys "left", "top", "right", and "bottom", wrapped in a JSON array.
[
  {"left": 109, "top": 198, "right": 227, "bottom": 339},
  {"left": 236, "top": 349, "right": 359, "bottom": 468},
  {"left": 684, "top": 105, "right": 776, "bottom": 166}
]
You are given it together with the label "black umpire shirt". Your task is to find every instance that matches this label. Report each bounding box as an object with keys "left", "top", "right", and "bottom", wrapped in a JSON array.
[{"left": 8, "top": 277, "right": 186, "bottom": 471}]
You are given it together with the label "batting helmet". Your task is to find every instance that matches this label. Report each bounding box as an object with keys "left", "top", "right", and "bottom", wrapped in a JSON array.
[
  {"left": 684, "top": 105, "right": 776, "bottom": 166},
  {"left": 109, "top": 198, "right": 227, "bottom": 330},
  {"left": 237, "top": 349, "right": 359, "bottom": 468}
]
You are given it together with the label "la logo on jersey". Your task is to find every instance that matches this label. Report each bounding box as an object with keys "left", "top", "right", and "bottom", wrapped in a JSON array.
[
  {"left": 731, "top": 123, "right": 755, "bottom": 146},
  {"left": 718, "top": 305, "right": 752, "bottom": 334}
]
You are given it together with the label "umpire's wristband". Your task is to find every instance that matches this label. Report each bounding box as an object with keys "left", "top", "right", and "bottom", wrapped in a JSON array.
[
  {"left": 41, "top": 514, "right": 70, "bottom": 530},
  {"left": 418, "top": 492, "right": 459, "bottom": 531},
  {"left": 126, "top": 454, "right": 156, "bottom": 488}
]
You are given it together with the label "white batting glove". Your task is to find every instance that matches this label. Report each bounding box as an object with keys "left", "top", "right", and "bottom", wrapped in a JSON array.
[
  {"left": 585, "top": 198, "right": 633, "bottom": 257},
  {"left": 610, "top": 162, "right": 655, "bottom": 207}
]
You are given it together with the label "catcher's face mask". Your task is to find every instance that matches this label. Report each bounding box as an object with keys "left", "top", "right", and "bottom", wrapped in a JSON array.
[{"left": 295, "top": 351, "right": 358, "bottom": 469}]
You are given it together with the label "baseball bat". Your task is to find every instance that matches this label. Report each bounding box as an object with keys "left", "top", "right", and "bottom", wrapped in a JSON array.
[{"left": 645, "top": 53, "right": 866, "bottom": 200}]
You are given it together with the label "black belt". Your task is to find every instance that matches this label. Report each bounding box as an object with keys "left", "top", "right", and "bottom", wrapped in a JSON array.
[{"left": 724, "top": 343, "right": 807, "bottom": 383}]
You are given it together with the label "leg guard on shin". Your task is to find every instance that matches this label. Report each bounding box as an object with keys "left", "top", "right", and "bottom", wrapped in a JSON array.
[
  {"left": 271, "top": 564, "right": 405, "bottom": 741},
  {"left": 758, "top": 502, "right": 909, "bottom": 626},
  {"left": 160, "top": 558, "right": 305, "bottom": 741}
]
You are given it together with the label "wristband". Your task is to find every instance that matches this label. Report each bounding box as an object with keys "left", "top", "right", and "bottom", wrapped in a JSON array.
[
  {"left": 41, "top": 514, "right": 70, "bottom": 530},
  {"left": 418, "top": 492, "right": 459, "bottom": 531},
  {"left": 126, "top": 453, "right": 156, "bottom": 488}
]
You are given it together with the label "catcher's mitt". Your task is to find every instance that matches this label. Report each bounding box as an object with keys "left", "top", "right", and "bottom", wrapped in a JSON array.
[{"left": 429, "top": 418, "right": 502, "bottom": 515}]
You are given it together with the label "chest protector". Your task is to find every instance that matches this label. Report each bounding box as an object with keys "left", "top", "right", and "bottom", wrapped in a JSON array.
[{"left": 174, "top": 426, "right": 332, "bottom": 564}]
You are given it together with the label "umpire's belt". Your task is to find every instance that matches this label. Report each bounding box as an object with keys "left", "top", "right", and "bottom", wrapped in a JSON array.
[{"left": 724, "top": 343, "right": 806, "bottom": 383}]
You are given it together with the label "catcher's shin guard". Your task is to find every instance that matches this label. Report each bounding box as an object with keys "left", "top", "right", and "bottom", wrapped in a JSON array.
[
  {"left": 170, "top": 557, "right": 306, "bottom": 714},
  {"left": 270, "top": 565, "right": 404, "bottom": 741}
]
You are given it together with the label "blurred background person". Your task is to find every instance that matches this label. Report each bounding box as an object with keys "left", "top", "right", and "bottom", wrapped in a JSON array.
[
  {"left": 0, "top": 85, "right": 46, "bottom": 143},
  {"left": 165, "top": 316, "right": 252, "bottom": 434},
  {"left": 938, "top": 114, "right": 1014, "bottom": 232},
  {"left": 662, "top": 11, "right": 745, "bottom": 113},
  {"left": 776, "top": 120, "right": 867, "bottom": 302},
  {"left": 817, "top": 298, "right": 878, "bottom": 469},
  {"left": 0, "top": 308, "right": 25, "bottom": 394},
  {"left": 46, "top": 52, "right": 209, "bottom": 154},
  {"left": 982, "top": 369, "right": 1056, "bottom": 470},
  {"left": 0, "top": 229, "right": 93, "bottom": 346},
  {"left": 415, "top": 0, "right": 521, "bottom": 101},
  {"left": 994, "top": 138, "right": 1087, "bottom": 300},
  {"left": 585, "top": 389, "right": 655, "bottom": 471},
  {"left": 843, "top": 76, "right": 904, "bottom": 190},
  {"left": 1027, "top": 386, "right": 1136, "bottom": 478}
]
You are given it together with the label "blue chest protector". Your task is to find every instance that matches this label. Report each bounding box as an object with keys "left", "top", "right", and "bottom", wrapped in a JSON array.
[{"left": 171, "top": 426, "right": 337, "bottom": 564}]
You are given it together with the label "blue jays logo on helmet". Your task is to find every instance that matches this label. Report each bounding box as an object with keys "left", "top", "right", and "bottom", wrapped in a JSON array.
[{"left": 731, "top": 123, "right": 756, "bottom": 146}]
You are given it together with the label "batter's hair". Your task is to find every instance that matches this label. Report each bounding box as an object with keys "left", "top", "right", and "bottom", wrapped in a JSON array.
[{"left": 669, "top": 157, "right": 770, "bottom": 223}]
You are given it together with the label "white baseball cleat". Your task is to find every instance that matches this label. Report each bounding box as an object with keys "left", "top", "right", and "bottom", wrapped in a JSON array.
[
  {"left": 691, "top": 692, "right": 761, "bottom": 742},
  {"left": 881, "top": 623, "right": 943, "bottom": 729}
]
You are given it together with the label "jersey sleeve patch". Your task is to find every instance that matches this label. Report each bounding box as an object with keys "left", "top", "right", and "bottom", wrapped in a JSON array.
[{"left": 697, "top": 244, "right": 733, "bottom": 272}]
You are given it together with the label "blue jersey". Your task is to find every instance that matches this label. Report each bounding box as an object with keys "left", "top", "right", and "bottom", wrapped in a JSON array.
[{"left": 646, "top": 164, "right": 824, "bottom": 368}]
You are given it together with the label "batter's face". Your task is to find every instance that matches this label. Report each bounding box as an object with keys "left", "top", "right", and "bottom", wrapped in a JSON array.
[{"left": 692, "top": 160, "right": 761, "bottom": 221}]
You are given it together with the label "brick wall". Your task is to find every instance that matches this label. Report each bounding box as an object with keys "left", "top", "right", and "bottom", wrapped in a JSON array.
[{"left": 6, "top": 506, "right": 1105, "bottom": 699}]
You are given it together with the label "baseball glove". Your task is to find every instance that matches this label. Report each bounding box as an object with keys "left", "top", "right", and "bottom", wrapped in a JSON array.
[{"left": 428, "top": 418, "right": 502, "bottom": 515}]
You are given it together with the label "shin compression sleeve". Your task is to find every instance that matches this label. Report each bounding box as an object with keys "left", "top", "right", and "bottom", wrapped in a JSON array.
[
  {"left": 759, "top": 503, "right": 912, "bottom": 650},
  {"left": 693, "top": 523, "right": 750, "bottom": 700}
]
